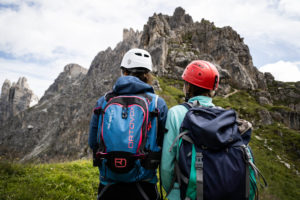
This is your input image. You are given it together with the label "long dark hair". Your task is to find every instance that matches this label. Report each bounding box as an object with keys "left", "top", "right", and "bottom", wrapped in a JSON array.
[
  {"left": 121, "top": 67, "right": 153, "bottom": 84},
  {"left": 185, "top": 81, "right": 210, "bottom": 101}
]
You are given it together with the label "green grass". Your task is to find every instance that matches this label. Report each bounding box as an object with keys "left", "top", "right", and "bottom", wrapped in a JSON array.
[
  {"left": 0, "top": 160, "right": 166, "bottom": 200},
  {"left": 214, "top": 90, "right": 264, "bottom": 120},
  {"left": 1, "top": 89, "right": 299, "bottom": 200},
  {"left": 214, "top": 90, "right": 300, "bottom": 200},
  {"left": 250, "top": 130, "right": 300, "bottom": 200},
  {"left": 0, "top": 160, "right": 99, "bottom": 200},
  {"left": 156, "top": 77, "right": 185, "bottom": 108}
]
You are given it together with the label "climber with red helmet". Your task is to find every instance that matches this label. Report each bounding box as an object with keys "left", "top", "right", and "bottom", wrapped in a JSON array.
[
  {"left": 160, "top": 60, "right": 219, "bottom": 200},
  {"left": 181, "top": 60, "right": 219, "bottom": 101},
  {"left": 160, "top": 60, "right": 259, "bottom": 200}
]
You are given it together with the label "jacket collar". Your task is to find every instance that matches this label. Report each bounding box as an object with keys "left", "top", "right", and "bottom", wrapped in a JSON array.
[
  {"left": 113, "top": 76, "right": 154, "bottom": 95},
  {"left": 188, "top": 95, "right": 215, "bottom": 107}
]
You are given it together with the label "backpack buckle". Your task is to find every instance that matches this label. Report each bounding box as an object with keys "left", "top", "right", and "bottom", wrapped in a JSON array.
[
  {"left": 150, "top": 109, "right": 159, "bottom": 118},
  {"left": 93, "top": 107, "right": 103, "bottom": 115},
  {"left": 195, "top": 152, "right": 203, "bottom": 169},
  {"left": 147, "top": 121, "right": 152, "bottom": 131},
  {"left": 122, "top": 107, "right": 128, "bottom": 119},
  {"left": 241, "top": 145, "right": 252, "bottom": 162}
]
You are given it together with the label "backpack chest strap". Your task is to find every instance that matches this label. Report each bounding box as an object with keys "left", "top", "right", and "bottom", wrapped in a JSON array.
[{"left": 195, "top": 152, "right": 204, "bottom": 200}]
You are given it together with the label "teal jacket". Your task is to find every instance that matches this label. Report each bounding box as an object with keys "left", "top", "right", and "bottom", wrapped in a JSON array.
[{"left": 161, "top": 96, "right": 256, "bottom": 200}]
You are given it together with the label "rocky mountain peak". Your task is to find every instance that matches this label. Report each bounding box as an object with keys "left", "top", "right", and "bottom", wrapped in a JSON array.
[
  {"left": 0, "top": 7, "right": 298, "bottom": 163},
  {"left": 0, "top": 77, "right": 38, "bottom": 125},
  {"left": 40, "top": 64, "right": 87, "bottom": 102},
  {"left": 139, "top": 7, "right": 268, "bottom": 93},
  {"left": 169, "top": 7, "right": 193, "bottom": 29},
  {"left": 173, "top": 6, "right": 185, "bottom": 17},
  {"left": 123, "top": 28, "right": 141, "bottom": 42},
  {"left": 63, "top": 63, "right": 88, "bottom": 78},
  {"left": 1, "top": 79, "right": 11, "bottom": 95},
  {"left": 16, "top": 77, "right": 30, "bottom": 89}
]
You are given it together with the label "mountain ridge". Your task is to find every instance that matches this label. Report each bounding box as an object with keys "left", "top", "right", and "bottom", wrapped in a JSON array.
[{"left": 0, "top": 7, "right": 299, "bottom": 164}]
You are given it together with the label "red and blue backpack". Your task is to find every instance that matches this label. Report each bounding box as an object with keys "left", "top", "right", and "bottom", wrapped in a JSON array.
[{"left": 93, "top": 91, "right": 162, "bottom": 182}]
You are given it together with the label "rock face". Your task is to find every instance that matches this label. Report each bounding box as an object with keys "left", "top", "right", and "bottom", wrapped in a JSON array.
[
  {"left": 263, "top": 75, "right": 300, "bottom": 130},
  {"left": 139, "top": 7, "right": 267, "bottom": 94},
  {"left": 0, "top": 7, "right": 298, "bottom": 163},
  {"left": 0, "top": 64, "right": 88, "bottom": 162},
  {"left": 40, "top": 64, "right": 88, "bottom": 103},
  {"left": 0, "top": 77, "right": 38, "bottom": 126}
]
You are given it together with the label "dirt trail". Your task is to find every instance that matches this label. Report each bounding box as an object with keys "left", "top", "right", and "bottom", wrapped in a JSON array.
[{"left": 224, "top": 89, "right": 239, "bottom": 98}]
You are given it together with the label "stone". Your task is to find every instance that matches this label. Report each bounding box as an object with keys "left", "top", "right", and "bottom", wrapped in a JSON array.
[
  {"left": 271, "top": 112, "right": 283, "bottom": 122},
  {"left": 258, "top": 109, "right": 273, "bottom": 125},
  {"left": 258, "top": 96, "right": 272, "bottom": 105},
  {"left": 264, "top": 72, "right": 275, "bottom": 85}
]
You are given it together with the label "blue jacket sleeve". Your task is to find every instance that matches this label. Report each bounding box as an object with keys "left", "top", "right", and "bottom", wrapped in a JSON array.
[
  {"left": 88, "top": 96, "right": 105, "bottom": 150},
  {"left": 157, "top": 97, "right": 168, "bottom": 147}
]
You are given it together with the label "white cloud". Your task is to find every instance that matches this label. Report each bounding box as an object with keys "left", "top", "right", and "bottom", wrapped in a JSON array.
[
  {"left": 259, "top": 60, "right": 300, "bottom": 82},
  {"left": 279, "top": 0, "right": 300, "bottom": 18}
]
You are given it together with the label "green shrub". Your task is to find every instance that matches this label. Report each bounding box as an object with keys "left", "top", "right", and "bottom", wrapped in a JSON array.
[{"left": 156, "top": 77, "right": 184, "bottom": 108}]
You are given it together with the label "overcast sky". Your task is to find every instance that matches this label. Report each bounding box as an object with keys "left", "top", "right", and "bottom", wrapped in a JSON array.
[{"left": 1, "top": 0, "right": 300, "bottom": 97}]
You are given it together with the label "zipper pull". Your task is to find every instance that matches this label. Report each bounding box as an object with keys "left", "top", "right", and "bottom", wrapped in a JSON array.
[
  {"left": 147, "top": 121, "right": 152, "bottom": 131},
  {"left": 122, "top": 106, "right": 128, "bottom": 119}
]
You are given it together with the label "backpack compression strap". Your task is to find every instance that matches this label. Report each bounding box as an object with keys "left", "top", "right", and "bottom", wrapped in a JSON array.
[
  {"left": 180, "top": 101, "right": 197, "bottom": 110},
  {"left": 195, "top": 151, "right": 204, "bottom": 200},
  {"left": 241, "top": 145, "right": 268, "bottom": 200},
  {"left": 168, "top": 131, "right": 204, "bottom": 200},
  {"left": 183, "top": 134, "right": 204, "bottom": 200}
]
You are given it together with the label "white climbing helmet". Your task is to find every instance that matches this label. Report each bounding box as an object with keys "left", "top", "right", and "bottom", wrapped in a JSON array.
[{"left": 120, "top": 48, "right": 152, "bottom": 71}]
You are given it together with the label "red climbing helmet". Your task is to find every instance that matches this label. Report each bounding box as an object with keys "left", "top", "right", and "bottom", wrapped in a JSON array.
[{"left": 182, "top": 60, "right": 219, "bottom": 90}]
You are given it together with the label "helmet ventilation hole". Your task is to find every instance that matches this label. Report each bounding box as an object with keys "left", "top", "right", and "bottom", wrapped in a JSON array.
[
  {"left": 144, "top": 54, "right": 149, "bottom": 57},
  {"left": 135, "top": 53, "right": 142, "bottom": 56}
]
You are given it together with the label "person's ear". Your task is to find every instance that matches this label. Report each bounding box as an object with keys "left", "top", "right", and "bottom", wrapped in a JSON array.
[
  {"left": 209, "top": 90, "right": 216, "bottom": 97},
  {"left": 121, "top": 70, "right": 129, "bottom": 76}
]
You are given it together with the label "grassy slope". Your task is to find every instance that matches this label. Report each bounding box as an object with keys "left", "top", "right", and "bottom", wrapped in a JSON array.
[
  {"left": 1, "top": 78, "right": 299, "bottom": 200},
  {"left": 0, "top": 160, "right": 165, "bottom": 200},
  {"left": 214, "top": 91, "right": 300, "bottom": 200},
  {"left": 0, "top": 160, "right": 99, "bottom": 200}
]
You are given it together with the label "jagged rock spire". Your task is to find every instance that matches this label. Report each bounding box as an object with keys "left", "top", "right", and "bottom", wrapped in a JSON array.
[{"left": 0, "top": 77, "right": 39, "bottom": 124}]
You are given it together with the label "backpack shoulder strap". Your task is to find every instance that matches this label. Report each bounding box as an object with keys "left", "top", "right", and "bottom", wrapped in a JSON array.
[
  {"left": 241, "top": 145, "right": 268, "bottom": 200},
  {"left": 104, "top": 91, "right": 117, "bottom": 102},
  {"left": 149, "top": 94, "right": 159, "bottom": 117},
  {"left": 181, "top": 101, "right": 201, "bottom": 110},
  {"left": 180, "top": 102, "right": 192, "bottom": 110}
]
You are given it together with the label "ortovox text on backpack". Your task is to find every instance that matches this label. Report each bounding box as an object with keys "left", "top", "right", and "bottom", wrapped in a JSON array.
[{"left": 93, "top": 92, "right": 161, "bottom": 182}]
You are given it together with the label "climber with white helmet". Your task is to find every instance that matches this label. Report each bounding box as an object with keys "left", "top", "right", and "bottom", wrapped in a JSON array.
[{"left": 89, "top": 48, "right": 168, "bottom": 200}]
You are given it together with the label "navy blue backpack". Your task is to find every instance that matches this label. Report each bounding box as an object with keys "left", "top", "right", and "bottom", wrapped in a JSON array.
[
  {"left": 170, "top": 102, "right": 267, "bottom": 200},
  {"left": 93, "top": 91, "right": 162, "bottom": 181}
]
